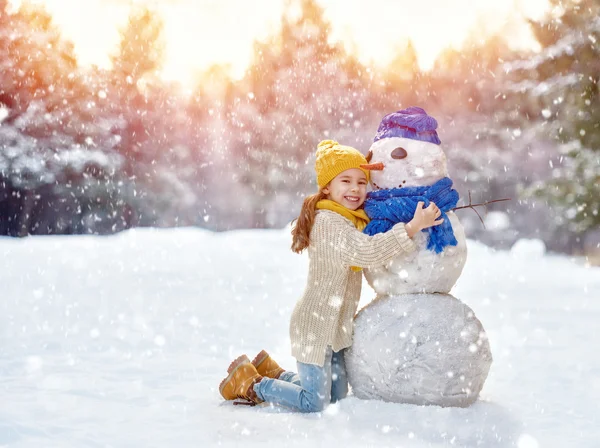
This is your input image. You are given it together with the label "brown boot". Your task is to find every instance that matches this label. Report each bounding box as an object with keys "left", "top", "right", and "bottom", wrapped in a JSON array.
[
  {"left": 251, "top": 350, "right": 285, "bottom": 379},
  {"left": 219, "top": 355, "right": 264, "bottom": 405}
]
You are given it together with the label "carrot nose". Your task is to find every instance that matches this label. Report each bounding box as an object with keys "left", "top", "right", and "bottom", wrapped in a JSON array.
[{"left": 360, "top": 162, "right": 384, "bottom": 171}]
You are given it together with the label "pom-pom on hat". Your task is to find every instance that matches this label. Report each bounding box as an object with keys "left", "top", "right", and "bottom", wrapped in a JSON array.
[
  {"left": 315, "top": 140, "right": 370, "bottom": 188},
  {"left": 373, "top": 106, "right": 441, "bottom": 145}
]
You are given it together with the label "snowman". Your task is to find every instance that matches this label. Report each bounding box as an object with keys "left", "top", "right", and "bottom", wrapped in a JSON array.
[{"left": 345, "top": 107, "right": 492, "bottom": 407}]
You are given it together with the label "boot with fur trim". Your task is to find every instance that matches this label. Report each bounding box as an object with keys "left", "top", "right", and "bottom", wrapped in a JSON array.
[
  {"left": 219, "top": 355, "right": 264, "bottom": 405},
  {"left": 252, "top": 350, "right": 285, "bottom": 379}
]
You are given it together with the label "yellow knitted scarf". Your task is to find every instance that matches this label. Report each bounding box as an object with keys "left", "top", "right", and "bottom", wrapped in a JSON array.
[{"left": 316, "top": 199, "right": 370, "bottom": 272}]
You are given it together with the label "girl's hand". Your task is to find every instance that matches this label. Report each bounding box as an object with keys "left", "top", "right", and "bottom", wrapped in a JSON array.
[{"left": 405, "top": 201, "right": 444, "bottom": 238}]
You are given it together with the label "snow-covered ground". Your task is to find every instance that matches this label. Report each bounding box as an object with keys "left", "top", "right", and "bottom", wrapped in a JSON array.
[{"left": 1, "top": 228, "right": 598, "bottom": 447}]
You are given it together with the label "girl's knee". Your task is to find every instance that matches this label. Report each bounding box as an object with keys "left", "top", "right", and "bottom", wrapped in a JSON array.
[
  {"left": 299, "top": 391, "right": 327, "bottom": 412},
  {"left": 303, "top": 399, "right": 326, "bottom": 413}
]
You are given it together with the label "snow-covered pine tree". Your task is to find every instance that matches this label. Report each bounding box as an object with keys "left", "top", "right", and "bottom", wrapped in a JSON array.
[
  {"left": 0, "top": 1, "right": 120, "bottom": 235},
  {"left": 109, "top": 6, "right": 200, "bottom": 228},
  {"left": 512, "top": 0, "right": 600, "bottom": 235},
  {"left": 380, "top": 40, "right": 420, "bottom": 108},
  {"left": 226, "top": 0, "right": 371, "bottom": 228}
]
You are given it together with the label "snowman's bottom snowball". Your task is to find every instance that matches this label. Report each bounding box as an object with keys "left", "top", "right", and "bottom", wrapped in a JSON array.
[{"left": 346, "top": 293, "right": 492, "bottom": 407}]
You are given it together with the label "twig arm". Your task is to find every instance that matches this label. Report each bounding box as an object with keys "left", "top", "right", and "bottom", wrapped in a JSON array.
[
  {"left": 450, "top": 192, "right": 512, "bottom": 229},
  {"left": 452, "top": 198, "right": 511, "bottom": 211}
]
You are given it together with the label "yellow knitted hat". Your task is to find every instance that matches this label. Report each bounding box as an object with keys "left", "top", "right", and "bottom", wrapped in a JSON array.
[{"left": 315, "top": 140, "right": 370, "bottom": 188}]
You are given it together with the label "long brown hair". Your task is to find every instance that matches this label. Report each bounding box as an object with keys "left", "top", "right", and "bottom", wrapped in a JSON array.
[{"left": 291, "top": 190, "right": 327, "bottom": 253}]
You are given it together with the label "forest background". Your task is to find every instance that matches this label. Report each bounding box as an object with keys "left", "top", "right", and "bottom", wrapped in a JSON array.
[{"left": 0, "top": 0, "right": 598, "bottom": 258}]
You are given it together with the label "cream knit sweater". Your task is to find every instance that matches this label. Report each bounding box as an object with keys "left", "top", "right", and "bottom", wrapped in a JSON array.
[{"left": 289, "top": 209, "right": 417, "bottom": 366}]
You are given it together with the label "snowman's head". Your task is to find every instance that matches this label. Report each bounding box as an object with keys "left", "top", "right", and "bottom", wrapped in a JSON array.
[
  {"left": 364, "top": 137, "right": 448, "bottom": 190},
  {"left": 360, "top": 107, "right": 447, "bottom": 190}
]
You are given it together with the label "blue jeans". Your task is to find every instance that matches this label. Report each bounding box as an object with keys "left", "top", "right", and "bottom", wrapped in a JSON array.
[{"left": 253, "top": 347, "right": 348, "bottom": 412}]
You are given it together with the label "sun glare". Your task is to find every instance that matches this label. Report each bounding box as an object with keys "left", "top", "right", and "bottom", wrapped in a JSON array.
[
  {"left": 20, "top": 0, "right": 549, "bottom": 88},
  {"left": 326, "top": 0, "right": 550, "bottom": 70},
  {"left": 158, "top": 1, "right": 283, "bottom": 86}
]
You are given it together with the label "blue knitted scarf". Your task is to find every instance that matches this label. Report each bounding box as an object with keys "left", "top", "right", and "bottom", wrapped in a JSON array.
[{"left": 363, "top": 177, "right": 459, "bottom": 253}]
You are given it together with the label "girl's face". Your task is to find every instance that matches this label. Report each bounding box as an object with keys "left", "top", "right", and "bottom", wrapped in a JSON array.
[{"left": 323, "top": 168, "right": 368, "bottom": 210}]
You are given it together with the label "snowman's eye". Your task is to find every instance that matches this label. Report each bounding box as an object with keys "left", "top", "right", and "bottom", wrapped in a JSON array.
[
  {"left": 366, "top": 149, "right": 373, "bottom": 163},
  {"left": 391, "top": 147, "right": 408, "bottom": 159}
]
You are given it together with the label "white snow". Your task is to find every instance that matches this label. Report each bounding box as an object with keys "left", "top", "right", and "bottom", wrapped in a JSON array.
[
  {"left": 484, "top": 211, "right": 511, "bottom": 231},
  {"left": 1, "top": 228, "right": 599, "bottom": 447},
  {"left": 510, "top": 238, "right": 547, "bottom": 259}
]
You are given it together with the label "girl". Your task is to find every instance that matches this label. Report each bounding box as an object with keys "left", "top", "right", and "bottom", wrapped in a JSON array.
[{"left": 219, "top": 140, "right": 443, "bottom": 411}]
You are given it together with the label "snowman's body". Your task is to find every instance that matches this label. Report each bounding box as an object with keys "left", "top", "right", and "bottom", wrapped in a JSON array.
[
  {"left": 365, "top": 210, "right": 466, "bottom": 295},
  {"left": 346, "top": 117, "right": 492, "bottom": 407},
  {"left": 362, "top": 136, "right": 467, "bottom": 294}
]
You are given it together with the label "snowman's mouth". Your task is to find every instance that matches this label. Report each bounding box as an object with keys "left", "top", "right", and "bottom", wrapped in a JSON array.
[{"left": 372, "top": 180, "right": 407, "bottom": 190}]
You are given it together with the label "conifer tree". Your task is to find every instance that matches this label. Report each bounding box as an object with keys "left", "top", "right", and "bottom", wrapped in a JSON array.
[
  {"left": 110, "top": 6, "right": 195, "bottom": 227},
  {"left": 0, "top": 1, "right": 119, "bottom": 235},
  {"left": 227, "top": 0, "right": 370, "bottom": 227},
  {"left": 517, "top": 0, "right": 600, "bottom": 233}
]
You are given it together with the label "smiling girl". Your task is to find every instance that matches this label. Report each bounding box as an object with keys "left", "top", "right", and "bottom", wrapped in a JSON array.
[{"left": 218, "top": 140, "right": 443, "bottom": 411}]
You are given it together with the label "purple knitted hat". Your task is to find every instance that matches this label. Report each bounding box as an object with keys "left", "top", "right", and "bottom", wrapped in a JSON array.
[{"left": 373, "top": 106, "right": 441, "bottom": 145}]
